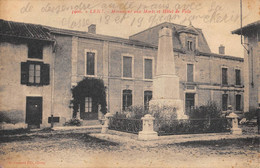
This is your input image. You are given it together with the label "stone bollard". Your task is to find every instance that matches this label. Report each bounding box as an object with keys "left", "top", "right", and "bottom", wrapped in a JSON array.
[
  {"left": 101, "top": 113, "right": 113, "bottom": 134},
  {"left": 138, "top": 114, "right": 158, "bottom": 140},
  {"left": 226, "top": 112, "right": 242, "bottom": 135}
]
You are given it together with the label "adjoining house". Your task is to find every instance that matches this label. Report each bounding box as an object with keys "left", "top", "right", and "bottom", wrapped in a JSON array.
[
  {"left": 0, "top": 19, "right": 55, "bottom": 128},
  {"left": 232, "top": 20, "right": 260, "bottom": 112},
  {"left": 0, "top": 19, "right": 244, "bottom": 128}
]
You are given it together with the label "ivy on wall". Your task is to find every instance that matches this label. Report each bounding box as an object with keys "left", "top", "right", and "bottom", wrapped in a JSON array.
[{"left": 71, "top": 77, "right": 107, "bottom": 118}]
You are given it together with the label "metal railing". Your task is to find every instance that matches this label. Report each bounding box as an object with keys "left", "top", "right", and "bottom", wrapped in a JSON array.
[{"left": 108, "top": 117, "right": 142, "bottom": 134}]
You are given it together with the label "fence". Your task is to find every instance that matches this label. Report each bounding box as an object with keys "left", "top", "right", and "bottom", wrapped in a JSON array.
[
  {"left": 154, "top": 118, "right": 231, "bottom": 136},
  {"left": 108, "top": 117, "right": 142, "bottom": 134}
]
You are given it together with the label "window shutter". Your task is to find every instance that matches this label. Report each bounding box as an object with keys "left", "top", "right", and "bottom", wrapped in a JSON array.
[
  {"left": 41, "top": 63, "right": 50, "bottom": 85},
  {"left": 21, "top": 62, "right": 29, "bottom": 85}
]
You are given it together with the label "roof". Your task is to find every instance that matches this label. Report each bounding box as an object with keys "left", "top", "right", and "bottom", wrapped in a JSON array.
[
  {"left": 45, "top": 26, "right": 157, "bottom": 48},
  {"left": 0, "top": 19, "right": 54, "bottom": 42},
  {"left": 232, "top": 20, "right": 260, "bottom": 35},
  {"left": 129, "top": 22, "right": 211, "bottom": 53}
]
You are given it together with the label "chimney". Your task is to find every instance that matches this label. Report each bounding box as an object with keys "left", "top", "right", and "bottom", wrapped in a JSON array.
[
  {"left": 219, "top": 45, "right": 225, "bottom": 54},
  {"left": 88, "top": 24, "right": 96, "bottom": 34}
]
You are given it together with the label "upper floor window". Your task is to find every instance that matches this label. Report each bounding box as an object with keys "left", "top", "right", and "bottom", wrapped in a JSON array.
[
  {"left": 28, "top": 42, "right": 43, "bottom": 59},
  {"left": 85, "top": 51, "right": 96, "bottom": 76},
  {"left": 122, "top": 89, "right": 132, "bottom": 111},
  {"left": 187, "top": 40, "right": 193, "bottom": 51},
  {"left": 144, "top": 58, "right": 153, "bottom": 79},
  {"left": 21, "top": 61, "right": 50, "bottom": 86},
  {"left": 144, "top": 91, "right": 152, "bottom": 111},
  {"left": 187, "top": 64, "right": 194, "bottom": 82},
  {"left": 222, "top": 68, "right": 228, "bottom": 85},
  {"left": 235, "top": 69, "right": 241, "bottom": 85},
  {"left": 122, "top": 56, "right": 133, "bottom": 78}
]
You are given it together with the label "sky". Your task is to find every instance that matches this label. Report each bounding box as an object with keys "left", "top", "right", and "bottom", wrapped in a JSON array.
[{"left": 0, "top": 0, "right": 259, "bottom": 58}]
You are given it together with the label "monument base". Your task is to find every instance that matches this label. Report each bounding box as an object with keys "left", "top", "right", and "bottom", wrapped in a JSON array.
[
  {"left": 149, "top": 99, "right": 188, "bottom": 119},
  {"left": 138, "top": 131, "right": 158, "bottom": 140},
  {"left": 231, "top": 128, "right": 242, "bottom": 135}
]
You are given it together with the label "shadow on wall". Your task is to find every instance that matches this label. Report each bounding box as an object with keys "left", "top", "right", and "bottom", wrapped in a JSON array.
[{"left": 0, "top": 110, "right": 24, "bottom": 124}]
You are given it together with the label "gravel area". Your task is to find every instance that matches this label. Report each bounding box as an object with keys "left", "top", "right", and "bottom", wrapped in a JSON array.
[{"left": 0, "top": 132, "right": 259, "bottom": 168}]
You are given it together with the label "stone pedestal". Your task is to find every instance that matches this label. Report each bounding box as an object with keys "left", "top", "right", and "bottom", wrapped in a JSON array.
[
  {"left": 227, "top": 112, "right": 242, "bottom": 135},
  {"left": 149, "top": 27, "right": 188, "bottom": 119},
  {"left": 138, "top": 114, "right": 158, "bottom": 140},
  {"left": 101, "top": 113, "right": 113, "bottom": 134}
]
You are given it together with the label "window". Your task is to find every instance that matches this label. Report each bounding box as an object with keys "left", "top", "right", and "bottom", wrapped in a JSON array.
[
  {"left": 222, "top": 68, "right": 228, "bottom": 85},
  {"left": 144, "top": 91, "right": 152, "bottom": 111},
  {"left": 85, "top": 97, "right": 92, "bottom": 113},
  {"left": 21, "top": 61, "right": 50, "bottom": 86},
  {"left": 123, "top": 56, "right": 133, "bottom": 78},
  {"left": 185, "top": 93, "right": 195, "bottom": 115},
  {"left": 144, "top": 58, "right": 153, "bottom": 79},
  {"left": 222, "top": 94, "right": 228, "bottom": 111},
  {"left": 28, "top": 42, "right": 43, "bottom": 59},
  {"left": 235, "top": 95, "right": 241, "bottom": 111},
  {"left": 187, "top": 64, "right": 194, "bottom": 82},
  {"left": 187, "top": 40, "right": 193, "bottom": 51},
  {"left": 122, "top": 89, "right": 132, "bottom": 111},
  {"left": 86, "top": 52, "right": 95, "bottom": 76},
  {"left": 29, "top": 64, "right": 41, "bottom": 84},
  {"left": 235, "top": 69, "right": 241, "bottom": 85}
]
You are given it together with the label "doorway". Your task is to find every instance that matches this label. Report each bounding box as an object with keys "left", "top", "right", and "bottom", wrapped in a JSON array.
[{"left": 26, "top": 97, "right": 42, "bottom": 128}]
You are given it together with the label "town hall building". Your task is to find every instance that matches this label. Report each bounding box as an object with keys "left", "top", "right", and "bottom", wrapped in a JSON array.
[{"left": 0, "top": 19, "right": 244, "bottom": 128}]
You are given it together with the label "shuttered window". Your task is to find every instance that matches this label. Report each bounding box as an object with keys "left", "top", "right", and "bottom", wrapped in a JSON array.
[
  {"left": 222, "top": 94, "right": 228, "bottom": 111},
  {"left": 123, "top": 56, "right": 132, "bottom": 78},
  {"left": 235, "top": 69, "right": 241, "bottom": 85},
  {"left": 235, "top": 95, "right": 241, "bottom": 111},
  {"left": 144, "top": 59, "right": 152, "bottom": 79},
  {"left": 222, "top": 68, "right": 228, "bottom": 85},
  {"left": 187, "top": 64, "right": 194, "bottom": 82},
  {"left": 21, "top": 61, "right": 50, "bottom": 86},
  {"left": 86, "top": 52, "right": 95, "bottom": 75}
]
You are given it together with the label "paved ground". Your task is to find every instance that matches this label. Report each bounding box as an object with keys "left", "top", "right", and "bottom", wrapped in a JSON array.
[{"left": 0, "top": 129, "right": 259, "bottom": 168}]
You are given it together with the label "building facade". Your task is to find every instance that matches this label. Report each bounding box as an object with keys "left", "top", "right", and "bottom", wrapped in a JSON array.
[
  {"left": 232, "top": 20, "right": 260, "bottom": 112},
  {"left": 0, "top": 20, "right": 244, "bottom": 127}
]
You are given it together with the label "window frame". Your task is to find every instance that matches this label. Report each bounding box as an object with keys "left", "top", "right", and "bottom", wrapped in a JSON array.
[
  {"left": 28, "top": 42, "right": 43, "bottom": 60},
  {"left": 27, "top": 61, "right": 43, "bottom": 86},
  {"left": 85, "top": 97, "right": 92, "bottom": 113},
  {"left": 221, "top": 66, "right": 228, "bottom": 85},
  {"left": 222, "top": 93, "right": 228, "bottom": 111},
  {"left": 235, "top": 68, "right": 241, "bottom": 86},
  {"left": 235, "top": 94, "right": 242, "bottom": 111},
  {"left": 121, "top": 54, "right": 134, "bottom": 79},
  {"left": 186, "top": 63, "right": 195, "bottom": 82},
  {"left": 84, "top": 49, "right": 97, "bottom": 77},
  {"left": 122, "top": 89, "right": 133, "bottom": 111},
  {"left": 143, "top": 56, "right": 154, "bottom": 81}
]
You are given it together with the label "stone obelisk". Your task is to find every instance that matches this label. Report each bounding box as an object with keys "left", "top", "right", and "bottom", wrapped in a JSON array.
[{"left": 149, "top": 27, "right": 188, "bottom": 119}]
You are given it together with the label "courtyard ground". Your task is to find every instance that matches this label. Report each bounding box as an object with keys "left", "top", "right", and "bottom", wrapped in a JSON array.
[{"left": 0, "top": 128, "right": 259, "bottom": 168}]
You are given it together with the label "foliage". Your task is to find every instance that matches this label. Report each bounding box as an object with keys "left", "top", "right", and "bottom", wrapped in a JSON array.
[
  {"left": 190, "top": 101, "right": 222, "bottom": 119},
  {"left": 109, "top": 117, "right": 142, "bottom": 134},
  {"left": 0, "top": 110, "right": 24, "bottom": 124},
  {"left": 64, "top": 118, "right": 82, "bottom": 126},
  {"left": 244, "top": 108, "right": 259, "bottom": 120},
  {"left": 71, "top": 77, "right": 107, "bottom": 118}
]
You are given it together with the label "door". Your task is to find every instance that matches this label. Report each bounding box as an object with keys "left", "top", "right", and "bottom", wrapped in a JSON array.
[
  {"left": 185, "top": 93, "right": 195, "bottom": 115},
  {"left": 80, "top": 97, "right": 98, "bottom": 120},
  {"left": 26, "top": 97, "right": 42, "bottom": 128}
]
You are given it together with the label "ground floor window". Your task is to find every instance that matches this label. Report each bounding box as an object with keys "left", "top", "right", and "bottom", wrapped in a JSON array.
[
  {"left": 185, "top": 93, "right": 195, "bottom": 115},
  {"left": 144, "top": 91, "right": 152, "bottom": 111},
  {"left": 122, "top": 89, "right": 132, "bottom": 111},
  {"left": 235, "top": 94, "right": 241, "bottom": 111},
  {"left": 85, "top": 97, "right": 92, "bottom": 113},
  {"left": 222, "top": 94, "right": 228, "bottom": 111}
]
